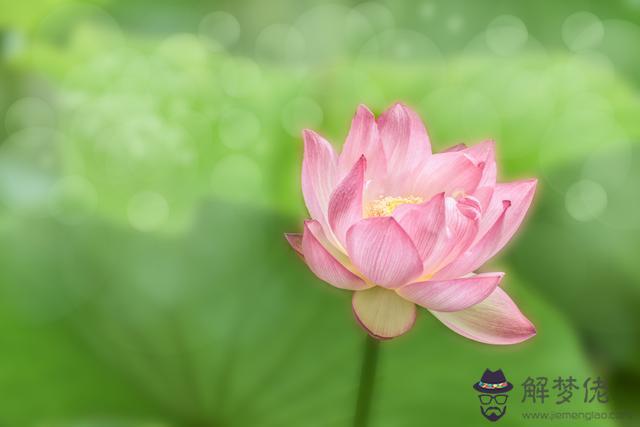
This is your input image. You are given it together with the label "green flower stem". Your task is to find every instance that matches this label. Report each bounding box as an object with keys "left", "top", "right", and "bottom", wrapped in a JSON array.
[{"left": 354, "top": 335, "right": 380, "bottom": 427}]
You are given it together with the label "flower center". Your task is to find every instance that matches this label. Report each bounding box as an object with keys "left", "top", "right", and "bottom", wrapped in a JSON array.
[{"left": 365, "top": 195, "right": 424, "bottom": 217}]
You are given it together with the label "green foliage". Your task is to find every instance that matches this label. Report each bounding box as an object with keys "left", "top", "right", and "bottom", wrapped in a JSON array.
[{"left": 0, "top": 202, "right": 617, "bottom": 427}]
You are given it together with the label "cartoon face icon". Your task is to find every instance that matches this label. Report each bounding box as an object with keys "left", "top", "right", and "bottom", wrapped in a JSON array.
[
  {"left": 473, "top": 369, "right": 513, "bottom": 422},
  {"left": 478, "top": 393, "right": 509, "bottom": 421}
]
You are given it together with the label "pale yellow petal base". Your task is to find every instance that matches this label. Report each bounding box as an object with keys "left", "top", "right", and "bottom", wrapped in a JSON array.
[{"left": 352, "top": 287, "right": 416, "bottom": 340}]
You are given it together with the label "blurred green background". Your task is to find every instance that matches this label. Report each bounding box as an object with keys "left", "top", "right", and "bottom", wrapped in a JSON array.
[{"left": 1, "top": 0, "right": 640, "bottom": 426}]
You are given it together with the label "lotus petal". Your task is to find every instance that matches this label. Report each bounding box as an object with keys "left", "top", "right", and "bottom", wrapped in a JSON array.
[
  {"left": 352, "top": 287, "right": 416, "bottom": 340},
  {"left": 397, "top": 272, "right": 504, "bottom": 312},
  {"left": 430, "top": 287, "right": 536, "bottom": 345}
]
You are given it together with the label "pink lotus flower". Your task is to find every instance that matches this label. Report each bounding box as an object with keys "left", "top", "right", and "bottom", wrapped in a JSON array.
[{"left": 285, "top": 103, "right": 537, "bottom": 343}]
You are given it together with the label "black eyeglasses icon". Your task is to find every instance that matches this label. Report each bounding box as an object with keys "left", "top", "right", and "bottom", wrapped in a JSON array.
[{"left": 479, "top": 394, "right": 508, "bottom": 404}]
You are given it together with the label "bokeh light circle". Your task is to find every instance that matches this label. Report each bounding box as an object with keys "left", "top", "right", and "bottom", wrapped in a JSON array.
[
  {"left": 579, "top": 141, "right": 640, "bottom": 231},
  {"left": 293, "top": 4, "right": 390, "bottom": 61},
  {"left": 281, "top": 98, "right": 324, "bottom": 137},
  {"left": 562, "top": 12, "right": 604, "bottom": 52},
  {"left": 565, "top": 179, "right": 608, "bottom": 222},
  {"left": 157, "top": 34, "right": 210, "bottom": 67},
  {"left": 4, "top": 97, "right": 56, "bottom": 134},
  {"left": 255, "top": 24, "right": 306, "bottom": 63},
  {"left": 295, "top": 4, "right": 348, "bottom": 60},
  {"left": 127, "top": 191, "right": 170, "bottom": 232},
  {"left": 582, "top": 140, "right": 633, "bottom": 188},
  {"left": 211, "top": 155, "right": 263, "bottom": 203},
  {"left": 48, "top": 175, "right": 97, "bottom": 223},
  {"left": 485, "top": 15, "right": 528, "bottom": 56},
  {"left": 1, "top": 30, "right": 25, "bottom": 60},
  {"left": 419, "top": 3, "right": 437, "bottom": 20},
  {"left": 359, "top": 29, "right": 443, "bottom": 62},
  {"left": 422, "top": 87, "right": 501, "bottom": 145},
  {"left": 218, "top": 108, "right": 262, "bottom": 150},
  {"left": 598, "top": 20, "right": 640, "bottom": 81},
  {"left": 351, "top": 2, "right": 395, "bottom": 32},
  {"left": 198, "top": 11, "right": 241, "bottom": 51},
  {"left": 219, "top": 58, "right": 262, "bottom": 98},
  {"left": 447, "top": 15, "right": 464, "bottom": 34},
  {"left": 0, "top": 128, "right": 62, "bottom": 212},
  {"left": 344, "top": 8, "right": 377, "bottom": 51},
  {"left": 35, "top": 3, "right": 123, "bottom": 48}
]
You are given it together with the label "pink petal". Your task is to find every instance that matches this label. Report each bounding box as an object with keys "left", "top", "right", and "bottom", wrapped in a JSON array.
[
  {"left": 328, "top": 156, "right": 366, "bottom": 247},
  {"left": 476, "top": 179, "right": 538, "bottom": 248},
  {"left": 302, "top": 220, "right": 369, "bottom": 290},
  {"left": 464, "top": 141, "right": 497, "bottom": 209},
  {"left": 405, "top": 152, "right": 484, "bottom": 202},
  {"left": 338, "top": 105, "right": 387, "bottom": 197},
  {"left": 352, "top": 287, "right": 416, "bottom": 340},
  {"left": 405, "top": 105, "right": 432, "bottom": 155},
  {"left": 346, "top": 217, "right": 423, "bottom": 288},
  {"left": 284, "top": 233, "right": 303, "bottom": 257},
  {"left": 436, "top": 180, "right": 537, "bottom": 279},
  {"left": 430, "top": 287, "right": 536, "bottom": 345},
  {"left": 441, "top": 143, "right": 467, "bottom": 153},
  {"left": 393, "top": 193, "right": 445, "bottom": 262},
  {"left": 397, "top": 272, "right": 504, "bottom": 312},
  {"left": 305, "top": 220, "right": 357, "bottom": 268},
  {"left": 378, "top": 103, "right": 431, "bottom": 175},
  {"left": 457, "top": 195, "right": 482, "bottom": 221},
  {"left": 421, "top": 197, "right": 479, "bottom": 276},
  {"left": 465, "top": 140, "right": 494, "bottom": 158},
  {"left": 301, "top": 130, "right": 339, "bottom": 240},
  {"left": 433, "top": 201, "right": 510, "bottom": 279}
]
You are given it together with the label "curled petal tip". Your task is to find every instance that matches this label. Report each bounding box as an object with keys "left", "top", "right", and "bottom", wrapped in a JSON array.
[
  {"left": 302, "top": 129, "right": 321, "bottom": 149},
  {"left": 441, "top": 143, "right": 467, "bottom": 153},
  {"left": 520, "top": 320, "right": 537, "bottom": 342},
  {"left": 457, "top": 195, "right": 482, "bottom": 221},
  {"left": 476, "top": 139, "right": 496, "bottom": 149},
  {"left": 284, "top": 232, "right": 299, "bottom": 241},
  {"left": 284, "top": 232, "right": 303, "bottom": 257},
  {"left": 528, "top": 321, "right": 537, "bottom": 334},
  {"left": 519, "top": 178, "right": 539, "bottom": 192},
  {"left": 430, "top": 288, "right": 537, "bottom": 345},
  {"left": 302, "top": 129, "right": 330, "bottom": 147},
  {"left": 356, "top": 104, "right": 374, "bottom": 115},
  {"left": 386, "top": 102, "right": 413, "bottom": 116}
]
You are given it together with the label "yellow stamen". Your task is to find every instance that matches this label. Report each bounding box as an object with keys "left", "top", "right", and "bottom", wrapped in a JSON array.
[
  {"left": 366, "top": 195, "right": 424, "bottom": 217},
  {"left": 451, "top": 189, "right": 466, "bottom": 199}
]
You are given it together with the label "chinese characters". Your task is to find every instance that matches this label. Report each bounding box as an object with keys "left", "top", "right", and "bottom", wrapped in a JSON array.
[{"left": 521, "top": 376, "right": 609, "bottom": 405}]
